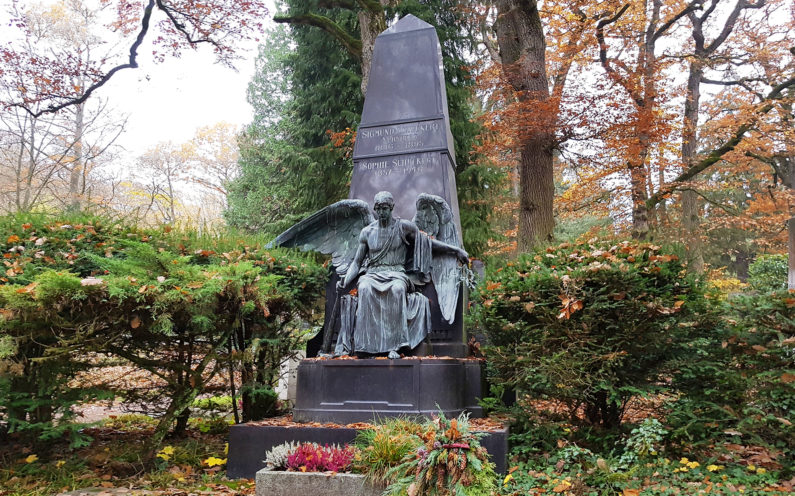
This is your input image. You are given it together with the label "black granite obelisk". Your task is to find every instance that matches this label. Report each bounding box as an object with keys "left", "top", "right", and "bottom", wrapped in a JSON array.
[
  {"left": 349, "top": 15, "right": 466, "bottom": 356},
  {"left": 350, "top": 15, "right": 461, "bottom": 235}
]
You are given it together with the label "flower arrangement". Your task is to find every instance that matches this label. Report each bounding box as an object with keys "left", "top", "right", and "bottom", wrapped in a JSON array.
[
  {"left": 384, "top": 412, "right": 497, "bottom": 496},
  {"left": 284, "top": 442, "right": 356, "bottom": 473},
  {"left": 264, "top": 441, "right": 301, "bottom": 471}
]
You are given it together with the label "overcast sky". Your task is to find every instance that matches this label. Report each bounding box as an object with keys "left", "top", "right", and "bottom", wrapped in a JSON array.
[
  {"left": 1, "top": 0, "right": 271, "bottom": 159},
  {"left": 100, "top": 37, "right": 260, "bottom": 158}
]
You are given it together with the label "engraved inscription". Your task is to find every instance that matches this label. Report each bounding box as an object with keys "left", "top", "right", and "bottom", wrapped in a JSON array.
[
  {"left": 355, "top": 120, "right": 444, "bottom": 156},
  {"left": 356, "top": 153, "right": 441, "bottom": 177}
]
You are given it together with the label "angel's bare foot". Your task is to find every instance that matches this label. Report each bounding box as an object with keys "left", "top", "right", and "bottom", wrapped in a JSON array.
[{"left": 388, "top": 350, "right": 400, "bottom": 359}]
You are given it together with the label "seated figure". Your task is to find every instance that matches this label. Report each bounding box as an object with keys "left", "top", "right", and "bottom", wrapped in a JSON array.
[
  {"left": 269, "top": 191, "right": 467, "bottom": 359},
  {"left": 337, "top": 191, "right": 468, "bottom": 358}
]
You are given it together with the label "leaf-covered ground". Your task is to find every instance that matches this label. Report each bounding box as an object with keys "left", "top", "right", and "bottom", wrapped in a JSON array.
[
  {"left": 2, "top": 410, "right": 792, "bottom": 496},
  {"left": 0, "top": 415, "right": 253, "bottom": 496}
]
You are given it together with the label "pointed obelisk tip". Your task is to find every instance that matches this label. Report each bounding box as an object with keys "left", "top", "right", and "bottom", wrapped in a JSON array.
[{"left": 382, "top": 14, "right": 433, "bottom": 34}]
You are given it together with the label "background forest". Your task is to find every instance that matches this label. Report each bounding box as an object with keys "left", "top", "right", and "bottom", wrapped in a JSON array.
[
  {"left": 0, "top": 0, "right": 793, "bottom": 495},
  {"left": 1, "top": 0, "right": 793, "bottom": 272}
]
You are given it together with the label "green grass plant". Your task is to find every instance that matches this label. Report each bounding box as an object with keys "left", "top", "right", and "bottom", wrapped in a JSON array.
[{"left": 354, "top": 417, "right": 424, "bottom": 484}]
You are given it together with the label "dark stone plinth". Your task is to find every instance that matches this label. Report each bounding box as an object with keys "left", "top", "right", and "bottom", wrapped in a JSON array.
[
  {"left": 293, "top": 358, "right": 484, "bottom": 423},
  {"left": 227, "top": 423, "right": 509, "bottom": 479}
]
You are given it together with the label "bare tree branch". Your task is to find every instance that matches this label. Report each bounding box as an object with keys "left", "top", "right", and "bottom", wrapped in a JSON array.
[
  {"left": 12, "top": 0, "right": 157, "bottom": 118},
  {"left": 274, "top": 13, "right": 363, "bottom": 59},
  {"left": 647, "top": 75, "right": 795, "bottom": 208},
  {"left": 678, "top": 187, "right": 741, "bottom": 215},
  {"left": 155, "top": 0, "right": 220, "bottom": 48},
  {"left": 651, "top": 0, "right": 702, "bottom": 42}
]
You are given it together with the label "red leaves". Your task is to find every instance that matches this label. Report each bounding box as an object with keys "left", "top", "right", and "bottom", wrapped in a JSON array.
[
  {"left": 326, "top": 128, "right": 356, "bottom": 159},
  {"left": 286, "top": 443, "right": 355, "bottom": 473},
  {"left": 485, "top": 281, "right": 501, "bottom": 291},
  {"left": 649, "top": 254, "right": 679, "bottom": 263},
  {"left": 15, "top": 282, "right": 37, "bottom": 294}
]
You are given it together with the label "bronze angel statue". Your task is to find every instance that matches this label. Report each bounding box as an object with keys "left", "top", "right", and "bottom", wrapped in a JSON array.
[{"left": 270, "top": 191, "right": 467, "bottom": 359}]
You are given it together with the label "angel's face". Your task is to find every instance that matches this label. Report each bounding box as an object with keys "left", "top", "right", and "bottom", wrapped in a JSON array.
[
  {"left": 374, "top": 202, "right": 393, "bottom": 222},
  {"left": 416, "top": 204, "right": 440, "bottom": 237}
]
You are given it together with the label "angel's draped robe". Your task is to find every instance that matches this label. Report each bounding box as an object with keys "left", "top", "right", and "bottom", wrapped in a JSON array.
[{"left": 335, "top": 219, "right": 432, "bottom": 355}]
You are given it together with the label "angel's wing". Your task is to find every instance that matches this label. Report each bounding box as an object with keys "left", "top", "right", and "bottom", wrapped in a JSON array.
[
  {"left": 414, "top": 194, "right": 461, "bottom": 324},
  {"left": 268, "top": 199, "right": 374, "bottom": 275}
]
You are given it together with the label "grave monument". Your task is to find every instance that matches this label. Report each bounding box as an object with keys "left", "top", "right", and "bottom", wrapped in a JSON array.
[
  {"left": 301, "top": 13, "right": 470, "bottom": 359},
  {"left": 226, "top": 15, "right": 505, "bottom": 479}
]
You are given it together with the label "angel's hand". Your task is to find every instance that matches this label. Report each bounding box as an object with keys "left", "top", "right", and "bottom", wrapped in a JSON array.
[{"left": 456, "top": 248, "right": 469, "bottom": 265}]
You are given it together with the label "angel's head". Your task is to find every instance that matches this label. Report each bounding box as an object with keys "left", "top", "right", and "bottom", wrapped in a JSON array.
[{"left": 373, "top": 191, "right": 394, "bottom": 222}]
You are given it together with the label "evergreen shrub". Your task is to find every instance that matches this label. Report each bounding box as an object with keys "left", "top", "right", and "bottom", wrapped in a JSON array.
[
  {"left": 0, "top": 213, "right": 325, "bottom": 447},
  {"left": 474, "top": 238, "right": 709, "bottom": 428},
  {"left": 670, "top": 290, "right": 794, "bottom": 464},
  {"left": 748, "top": 254, "right": 787, "bottom": 292}
]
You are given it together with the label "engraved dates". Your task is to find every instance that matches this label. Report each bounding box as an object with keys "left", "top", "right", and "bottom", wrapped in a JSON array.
[
  {"left": 356, "top": 153, "right": 441, "bottom": 176},
  {"left": 355, "top": 120, "right": 444, "bottom": 156}
]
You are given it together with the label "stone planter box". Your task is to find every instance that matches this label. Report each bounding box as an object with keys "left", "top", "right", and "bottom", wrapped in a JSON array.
[{"left": 255, "top": 469, "right": 382, "bottom": 496}]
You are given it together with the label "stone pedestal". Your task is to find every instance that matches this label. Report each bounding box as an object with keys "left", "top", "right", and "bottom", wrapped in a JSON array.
[
  {"left": 227, "top": 422, "right": 509, "bottom": 479},
  {"left": 293, "top": 358, "right": 484, "bottom": 423},
  {"left": 227, "top": 357, "right": 502, "bottom": 481}
]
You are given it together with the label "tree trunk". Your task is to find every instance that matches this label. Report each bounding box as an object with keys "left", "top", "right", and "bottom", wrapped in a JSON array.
[
  {"left": 584, "top": 389, "right": 622, "bottom": 428},
  {"left": 174, "top": 407, "right": 191, "bottom": 435},
  {"left": 789, "top": 215, "right": 795, "bottom": 290},
  {"left": 630, "top": 0, "right": 660, "bottom": 240},
  {"left": 495, "top": 0, "right": 555, "bottom": 250},
  {"left": 681, "top": 61, "right": 705, "bottom": 272},
  {"left": 517, "top": 138, "right": 555, "bottom": 250},
  {"left": 146, "top": 385, "right": 198, "bottom": 455},
  {"left": 657, "top": 162, "right": 668, "bottom": 225},
  {"left": 358, "top": 9, "right": 385, "bottom": 96},
  {"left": 630, "top": 161, "right": 650, "bottom": 239},
  {"left": 68, "top": 102, "right": 85, "bottom": 211},
  {"left": 788, "top": 157, "right": 795, "bottom": 290},
  {"left": 678, "top": 0, "right": 750, "bottom": 271}
]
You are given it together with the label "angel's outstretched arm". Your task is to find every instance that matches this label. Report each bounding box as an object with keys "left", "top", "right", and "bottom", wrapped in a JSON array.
[
  {"left": 431, "top": 239, "right": 469, "bottom": 265},
  {"left": 403, "top": 221, "right": 468, "bottom": 264}
]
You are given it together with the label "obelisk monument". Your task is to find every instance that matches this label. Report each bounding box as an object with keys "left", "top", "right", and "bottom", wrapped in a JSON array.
[
  {"left": 350, "top": 15, "right": 462, "bottom": 237},
  {"left": 347, "top": 15, "right": 466, "bottom": 355}
]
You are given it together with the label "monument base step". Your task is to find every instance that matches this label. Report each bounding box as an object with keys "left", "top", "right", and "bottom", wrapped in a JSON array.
[
  {"left": 293, "top": 357, "right": 484, "bottom": 424},
  {"left": 427, "top": 342, "right": 469, "bottom": 358},
  {"left": 227, "top": 422, "right": 509, "bottom": 479}
]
